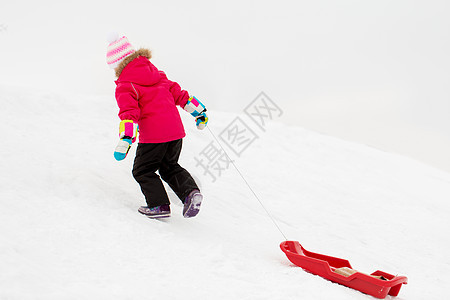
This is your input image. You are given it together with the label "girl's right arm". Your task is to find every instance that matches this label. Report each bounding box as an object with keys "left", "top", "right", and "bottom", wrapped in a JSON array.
[{"left": 115, "top": 82, "right": 140, "bottom": 122}]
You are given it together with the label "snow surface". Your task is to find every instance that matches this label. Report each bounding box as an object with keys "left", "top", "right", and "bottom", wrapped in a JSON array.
[{"left": 1, "top": 85, "right": 450, "bottom": 299}]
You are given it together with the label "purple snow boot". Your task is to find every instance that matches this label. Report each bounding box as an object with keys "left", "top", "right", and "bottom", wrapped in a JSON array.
[
  {"left": 138, "top": 205, "right": 171, "bottom": 219},
  {"left": 183, "top": 190, "right": 203, "bottom": 218}
]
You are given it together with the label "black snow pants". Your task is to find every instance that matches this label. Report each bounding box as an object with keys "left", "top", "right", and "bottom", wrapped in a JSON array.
[{"left": 132, "top": 139, "right": 199, "bottom": 208}]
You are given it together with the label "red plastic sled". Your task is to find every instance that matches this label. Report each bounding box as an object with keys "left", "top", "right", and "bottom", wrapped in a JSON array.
[{"left": 280, "top": 241, "right": 408, "bottom": 299}]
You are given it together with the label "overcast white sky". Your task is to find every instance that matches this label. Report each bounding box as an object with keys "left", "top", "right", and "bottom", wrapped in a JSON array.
[{"left": 1, "top": 0, "right": 449, "bottom": 171}]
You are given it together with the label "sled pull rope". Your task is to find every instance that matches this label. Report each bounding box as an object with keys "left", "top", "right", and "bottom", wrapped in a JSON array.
[{"left": 207, "top": 126, "right": 288, "bottom": 241}]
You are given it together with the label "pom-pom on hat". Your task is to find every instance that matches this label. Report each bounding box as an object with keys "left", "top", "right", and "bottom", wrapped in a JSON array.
[{"left": 106, "top": 32, "right": 135, "bottom": 69}]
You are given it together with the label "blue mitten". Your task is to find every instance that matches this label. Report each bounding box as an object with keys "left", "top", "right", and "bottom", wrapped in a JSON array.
[
  {"left": 183, "top": 96, "right": 208, "bottom": 130},
  {"left": 195, "top": 112, "right": 208, "bottom": 130},
  {"left": 114, "top": 120, "right": 138, "bottom": 161},
  {"left": 114, "top": 138, "right": 132, "bottom": 161}
]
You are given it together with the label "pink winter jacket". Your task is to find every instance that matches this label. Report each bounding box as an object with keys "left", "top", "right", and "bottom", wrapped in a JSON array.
[{"left": 115, "top": 55, "right": 189, "bottom": 143}]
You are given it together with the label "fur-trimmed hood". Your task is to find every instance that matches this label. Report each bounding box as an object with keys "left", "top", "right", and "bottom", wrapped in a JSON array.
[
  {"left": 115, "top": 48, "right": 152, "bottom": 78},
  {"left": 114, "top": 48, "right": 162, "bottom": 87}
]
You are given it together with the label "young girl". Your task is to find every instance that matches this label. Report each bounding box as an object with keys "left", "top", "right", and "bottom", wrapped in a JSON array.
[{"left": 106, "top": 33, "right": 208, "bottom": 219}]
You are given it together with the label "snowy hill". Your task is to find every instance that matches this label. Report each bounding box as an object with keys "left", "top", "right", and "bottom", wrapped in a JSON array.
[{"left": 1, "top": 85, "right": 450, "bottom": 300}]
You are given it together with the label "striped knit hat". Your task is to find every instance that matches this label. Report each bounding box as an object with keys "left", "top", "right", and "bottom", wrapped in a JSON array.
[{"left": 106, "top": 32, "right": 135, "bottom": 69}]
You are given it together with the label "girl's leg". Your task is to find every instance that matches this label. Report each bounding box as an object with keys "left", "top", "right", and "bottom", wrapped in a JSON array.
[
  {"left": 132, "top": 143, "right": 171, "bottom": 208},
  {"left": 159, "top": 139, "right": 199, "bottom": 202}
]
